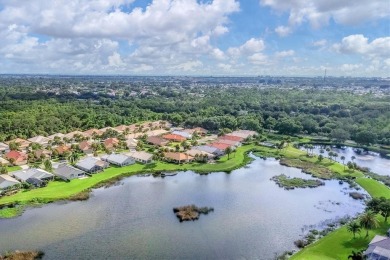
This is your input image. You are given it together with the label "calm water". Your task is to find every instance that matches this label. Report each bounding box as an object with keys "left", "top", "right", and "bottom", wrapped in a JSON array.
[
  {"left": 0, "top": 156, "right": 365, "bottom": 260},
  {"left": 303, "top": 145, "right": 390, "bottom": 176}
]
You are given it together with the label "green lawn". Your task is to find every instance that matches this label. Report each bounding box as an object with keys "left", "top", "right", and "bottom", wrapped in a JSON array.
[
  {"left": 7, "top": 166, "right": 22, "bottom": 172},
  {"left": 356, "top": 178, "right": 390, "bottom": 199},
  {"left": 291, "top": 216, "right": 390, "bottom": 260}
]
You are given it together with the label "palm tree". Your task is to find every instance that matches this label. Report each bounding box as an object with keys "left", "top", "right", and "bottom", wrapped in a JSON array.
[
  {"left": 67, "top": 152, "right": 80, "bottom": 165},
  {"left": 359, "top": 211, "right": 379, "bottom": 237},
  {"left": 9, "top": 141, "right": 20, "bottom": 151},
  {"left": 347, "top": 221, "right": 361, "bottom": 238},
  {"left": 226, "top": 146, "right": 232, "bottom": 160},
  {"left": 351, "top": 156, "right": 356, "bottom": 163},
  {"left": 341, "top": 155, "right": 346, "bottom": 170}
]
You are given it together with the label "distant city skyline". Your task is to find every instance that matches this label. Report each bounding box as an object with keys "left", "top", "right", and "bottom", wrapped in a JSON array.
[{"left": 0, "top": 0, "right": 389, "bottom": 77}]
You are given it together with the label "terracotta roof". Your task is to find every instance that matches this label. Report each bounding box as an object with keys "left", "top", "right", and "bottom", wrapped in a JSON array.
[
  {"left": 209, "top": 142, "right": 231, "bottom": 150},
  {"left": 83, "top": 128, "right": 102, "bottom": 137},
  {"left": 79, "top": 141, "right": 92, "bottom": 151},
  {"left": 162, "top": 134, "right": 186, "bottom": 142},
  {"left": 115, "top": 125, "right": 130, "bottom": 132},
  {"left": 216, "top": 139, "right": 240, "bottom": 146},
  {"left": 165, "top": 152, "right": 194, "bottom": 161},
  {"left": 55, "top": 145, "right": 71, "bottom": 154},
  {"left": 104, "top": 138, "right": 119, "bottom": 148},
  {"left": 147, "top": 136, "right": 169, "bottom": 146},
  {"left": 5, "top": 151, "right": 27, "bottom": 161},
  {"left": 219, "top": 135, "right": 244, "bottom": 142}
]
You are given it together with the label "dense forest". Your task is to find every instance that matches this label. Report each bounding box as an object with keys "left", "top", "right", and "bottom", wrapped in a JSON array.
[{"left": 0, "top": 76, "right": 389, "bottom": 145}]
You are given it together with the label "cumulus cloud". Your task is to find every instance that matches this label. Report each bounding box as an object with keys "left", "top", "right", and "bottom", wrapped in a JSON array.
[
  {"left": 275, "top": 50, "right": 294, "bottom": 58},
  {"left": 261, "top": 0, "right": 390, "bottom": 36}
]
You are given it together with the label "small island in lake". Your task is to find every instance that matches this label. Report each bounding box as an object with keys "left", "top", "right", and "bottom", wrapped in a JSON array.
[
  {"left": 0, "top": 250, "right": 44, "bottom": 260},
  {"left": 173, "top": 205, "right": 214, "bottom": 222},
  {"left": 271, "top": 174, "right": 325, "bottom": 190}
]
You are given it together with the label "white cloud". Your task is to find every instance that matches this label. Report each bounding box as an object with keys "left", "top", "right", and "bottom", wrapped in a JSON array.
[
  {"left": 227, "top": 38, "right": 265, "bottom": 58},
  {"left": 261, "top": 0, "right": 390, "bottom": 35},
  {"left": 275, "top": 26, "right": 292, "bottom": 37},
  {"left": 108, "top": 52, "right": 125, "bottom": 67},
  {"left": 275, "top": 50, "right": 294, "bottom": 58},
  {"left": 312, "top": 39, "right": 327, "bottom": 47},
  {"left": 333, "top": 35, "right": 390, "bottom": 58}
]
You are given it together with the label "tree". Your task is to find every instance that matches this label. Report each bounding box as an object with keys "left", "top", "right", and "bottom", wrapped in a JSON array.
[
  {"left": 359, "top": 211, "right": 379, "bottom": 237},
  {"left": 330, "top": 128, "right": 350, "bottom": 143},
  {"left": 355, "top": 130, "right": 377, "bottom": 146},
  {"left": 43, "top": 159, "right": 53, "bottom": 172},
  {"left": 348, "top": 250, "right": 365, "bottom": 260},
  {"left": 341, "top": 156, "right": 346, "bottom": 170},
  {"left": 8, "top": 141, "right": 20, "bottom": 151},
  {"left": 67, "top": 152, "right": 80, "bottom": 165},
  {"left": 367, "top": 197, "right": 390, "bottom": 222},
  {"left": 318, "top": 154, "right": 324, "bottom": 162},
  {"left": 225, "top": 146, "right": 232, "bottom": 160},
  {"left": 346, "top": 221, "right": 361, "bottom": 238}
]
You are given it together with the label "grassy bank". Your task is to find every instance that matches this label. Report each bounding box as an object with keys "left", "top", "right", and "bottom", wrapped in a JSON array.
[
  {"left": 0, "top": 144, "right": 257, "bottom": 218},
  {"left": 290, "top": 216, "right": 390, "bottom": 260}
]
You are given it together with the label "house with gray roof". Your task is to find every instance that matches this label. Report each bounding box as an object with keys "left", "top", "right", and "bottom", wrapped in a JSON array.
[
  {"left": 0, "top": 174, "right": 20, "bottom": 190},
  {"left": 101, "top": 154, "right": 135, "bottom": 167},
  {"left": 0, "top": 142, "right": 9, "bottom": 154},
  {"left": 364, "top": 235, "right": 390, "bottom": 260},
  {"left": 172, "top": 130, "right": 192, "bottom": 139},
  {"left": 75, "top": 157, "right": 109, "bottom": 173},
  {"left": 193, "top": 145, "right": 224, "bottom": 157},
  {"left": 127, "top": 151, "right": 154, "bottom": 164},
  {"left": 53, "top": 163, "right": 85, "bottom": 181},
  {"left": 12, "top": 168, "right": 54, "bottom": 186}
]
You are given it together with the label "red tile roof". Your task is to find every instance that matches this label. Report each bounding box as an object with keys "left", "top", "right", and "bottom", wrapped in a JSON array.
[
  {"left": 165, "top": 152, "right": 194, "bottom": 161},
  {"left": 209, "top": 142, "right": 231, "bottom": 150},
  {"left": 219, "top": 135, "right": 244, "bottom": 142},
  {"left": 147, "top": 136, "right": 169, "bottom": 146},
  {"left": 104, "top": 138, "right": 119, "bottom": 149},
  {"left": 162, "top": 134, "right": 186, "bottom": 142}
]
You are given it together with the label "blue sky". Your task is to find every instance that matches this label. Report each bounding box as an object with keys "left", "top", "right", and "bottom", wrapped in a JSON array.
[{"left": 0, "top": 0, "right": 389, "bottom": 76}]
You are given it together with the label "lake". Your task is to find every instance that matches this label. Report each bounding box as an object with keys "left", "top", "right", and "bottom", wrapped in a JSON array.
[
  {"left": 302, "top": 145, "right": 390, "bottom": 176},
  {"left": 0, "top": 156, "right": 365, "bottom": 260}
]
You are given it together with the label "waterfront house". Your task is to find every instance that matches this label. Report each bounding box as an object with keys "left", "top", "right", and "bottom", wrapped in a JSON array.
[
  {"left": 0, "top": 174, "right": 20, "bottom": 190},
  {"left": 185, "top": 149, "right": 215, "bottom": 159},
  {"left": 209, "top": 142, "right": 232, "bottom": 151},
  {"left": 12, "top": 168, "right": 54, "bottom": 186},
  {"left": 193, "top": 145, "right": 224, "bottom": 157},
  {"left": 53, "top": 163, "right": 85, "bottom": 181},
  {"left": 162, "top": 134, "right": 186, "bottom": 142},
  {"left": 0, "top": 142, "right": 9, "bottom": 154},
  {"left": 127, "top": 151, "right": 154, "bottom": 164},
  {"left": 27, "top": 135, "right": 50, "bottom": 147},
  {"left": 364, "top": 235, "right": 390, "bottom": 260},
  {"left": 101, "top": 154, "right": 135, "bottom": 167},
  {"left": 147, "top": 136, "right": 169, "bottom": 146},
  {"left": 4, "top": 151, "right": 28, "bottom": 166},
  {"left": 164, "top": 152, "right": 194, "bottom": 164},
  {"left": 216, "top": 139, "right": 241, "bottom": 147},
  {"left": 75, "top": 157, "right": 109, "bottom": 173},
  {"left": 104, "top": 138, "right": 119, "bottom": 151}
]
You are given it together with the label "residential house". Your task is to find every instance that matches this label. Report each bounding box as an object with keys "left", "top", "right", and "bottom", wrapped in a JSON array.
[
  {"left": 27, "top": 135, "right": 50, "bottom": 147},
  {"left": 79, "top": 141, "right": 93, "bottom": 155},
  {"left": 115, "top": 125, "right": 130, "bottom": 133},
  {"left": 162, "top": 134, "right": 186, "bottom": 142},
  {"left": 64, "top": 131, "right": 85, "bottom": 141},
  {"left": 172, "top": 131, "right": 192, "bottom": 139},
  {"left": 0, "top": 142, "right": 10, "bottom": 154},
  {"left": 4, "top": 151, "right": 28, "bottom": 166},
  {"left": 127, "top": 151, "right": 154, "bottom": 164},
  {"left": 184, "top": 127, "right": 208, "bottom": 136},
  {"left": 210, "top": 142, "right": 232, "bottom": 151},
  {"left": 12, "top": 168, "right": 54, "bottom": 186},
  {"left": 185, "top": 149, "right": 215, "bottom": 159},
  {"left": 164, "top": 152, "right": 194, "bottom": 164},
  {"left": 47, "top": 133, "right": 65, "bottom": 141},
  {"left": 364, "top": 235, "right": 390, "bottom": 260},
  {"left": 0, "top": 174, "right": 20, "bottom": 190},
  {"left": 126, "top": 138, "right": 138, "bottom": 151},
  {"left": 83, "top": 129, "right": 102, "bottom": 139},
  {"left": 145, "top": 129, "right": 169, "bottom": 137},
  {"left": 53, "top": 163, "right": 85, "bottom": 181},
  {"left": 147, "top": 136, "right": 169, "bottom": 146},
  {"left": 6, "top": 138, "right": 31, "bottom": 151},
  {"left": 101, "top": 154, "right": 135, "bottom": 167},
  {"left": 32, "top": 149, "right": 52, "bottom": 160},
  {"left": 75, "top": 157, "right": 109, "bottom": 173},
  {"left": 228, "top": 130, "right": 257, "bottom": 139},
  {"left": 55, "top": 145, "right": 71, "bottom": 156},
  {"left": 219, "top": 135, "right": 244, "bottom": 142},
  {"left": 216, "top": 139, "right": 241, "bottom": 148},
  {"left": 193, "top": 145, "right": 224, "bottom": 157},
  {"left": 0, "top": 158, "right": 10, "bottom": 166},
  {"left": 104, "top": 138, "right": 119, "bottom": 151}
]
